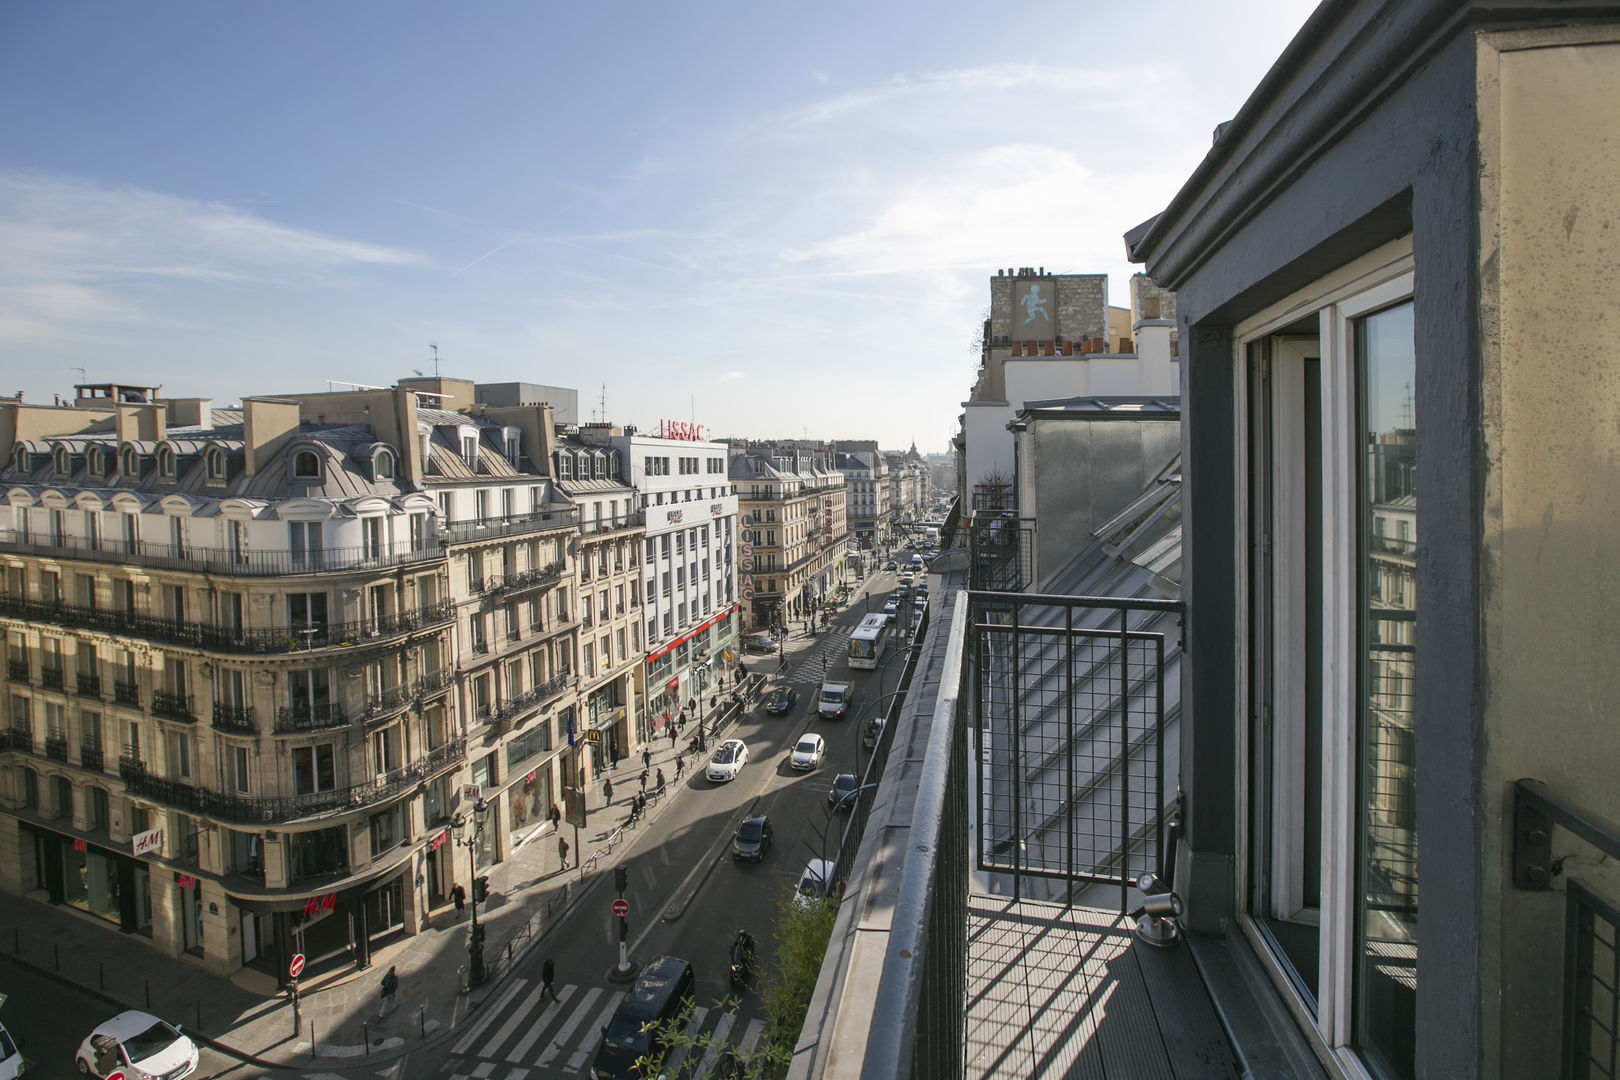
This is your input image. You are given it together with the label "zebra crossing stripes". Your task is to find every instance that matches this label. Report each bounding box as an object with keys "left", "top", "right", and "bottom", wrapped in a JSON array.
[
  {"left": 451, "top": 978, "right": 529, "bottom": 1056},
  {"left": 504, "top": 985, "right": 575, "bottom": 1062},
  {"left": 562, "top": 993, "right": 630, "bottom": 1073},
  {"left": 533, "top": 987, "right": 606, "bottom": 1068}
]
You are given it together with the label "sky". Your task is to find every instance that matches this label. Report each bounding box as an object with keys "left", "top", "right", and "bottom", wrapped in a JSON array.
[{"left": 0, "top": 1, "right": 1319, "bottom": 454}]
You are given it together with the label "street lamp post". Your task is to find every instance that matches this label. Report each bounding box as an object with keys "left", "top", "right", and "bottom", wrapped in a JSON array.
[{"left": 452, "top": 800, "right": 489, "bottom": 987}]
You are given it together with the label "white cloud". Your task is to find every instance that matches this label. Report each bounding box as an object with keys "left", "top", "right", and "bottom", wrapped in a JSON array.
[{"left": 718, "top": 371, "right": 745, "bottom": 382}]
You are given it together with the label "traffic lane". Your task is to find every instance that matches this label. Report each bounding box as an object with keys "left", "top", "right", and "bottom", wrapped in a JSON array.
[{"left": 0, "top": 954, "right": 245, "bottom": 1079}]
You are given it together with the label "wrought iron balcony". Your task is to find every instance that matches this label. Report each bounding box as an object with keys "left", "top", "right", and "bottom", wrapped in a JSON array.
[
  {"left": 80, "top": 744, "right": 103, "bottom": 772},
  {"left": 0, "top": 529, "right": 446, "bottom": 578},
  {"left": 1, "top": 725, "right": 29, "bottom": 751},
  {"left": 151, "top": 691, "right": 195, "bottom": 722},
  {"left": 6, "top": 660, "right": 27, "bottom": 684},
  {"left": 211, "top": 703, "right": 255, "bottom": 734},
  {"left": 44, "top": 734, "right": 68, "bottom": 761},
  {"left": 416, "top": 668, "right": 454, "bottom": 697},
  {"left": 40, "top": 667, "right": 64, "bottom": 692},
  {"left": 969, "top": 513, "right": 1036, "bottom": 592},
  {"left": 77, "top": 672, "right": 102, "bottom": 698},
  {"left": 117, "top": 734, "right": 467, "bottom": 825},
  {"left": 274, "top": 702, "right": 347, "bottom": 733},
  {"left": 0, "top": 595, "right": 455, "bottom": 657},
  {"left": 113, "top": 681, "right": 140, "bottom": 707},
  {"left": 582, "top": 510, "right": 646, "bottom": 536},
  {"left": 479, "top": 561, "right": 565, "bottom": 598},
  {"left": 440, "top": 507, "right": 580, "bottom": 546},
  {"left": 473, "top": 672, "right": 572, "bottom": 731},
  {"left": 362, "top": 683, "right": 414, "bottom": 722}
]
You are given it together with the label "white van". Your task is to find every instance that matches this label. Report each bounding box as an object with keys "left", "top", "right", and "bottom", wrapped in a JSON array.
[
  {"left": 818, "top": 682, "right": 852, "bottom": 719},
  {"left": 0, "top": 1014, "right": 25, "bottom": 1080}
]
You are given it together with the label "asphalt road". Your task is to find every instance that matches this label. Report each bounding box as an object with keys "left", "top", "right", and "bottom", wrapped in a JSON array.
[
  {"left": 409, "top": 565, "right": 919, "bottom": 1079},
  {"left": 0, "top": 954, "right": 247, "bottom": 1080}
]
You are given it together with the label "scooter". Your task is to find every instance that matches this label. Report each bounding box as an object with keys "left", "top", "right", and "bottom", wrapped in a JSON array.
[{"left": 728, "top": 929, "right": 756, "bottom": 991}]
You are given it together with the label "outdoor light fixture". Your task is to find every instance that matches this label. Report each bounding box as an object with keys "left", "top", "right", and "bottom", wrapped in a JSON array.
[{"left": 1131, "top": 871, "right": 1183, "bottom": 948}]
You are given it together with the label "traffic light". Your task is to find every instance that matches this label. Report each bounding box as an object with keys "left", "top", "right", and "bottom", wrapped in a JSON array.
[
  {"left": 615, "top": 866, "right": 628, "bottom": 894},
  {"left": 473, "top": 875, "right": 489, "bottom": 903}
]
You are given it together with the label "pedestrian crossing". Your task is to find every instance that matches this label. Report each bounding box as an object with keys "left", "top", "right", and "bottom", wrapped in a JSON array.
[{"left": 442, "top": 977, "right": 766, "bottom": 1079}]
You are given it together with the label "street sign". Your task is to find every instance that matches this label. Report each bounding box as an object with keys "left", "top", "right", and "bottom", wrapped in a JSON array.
[
  {"left": 461, "top": 783, "right": 483, "bottom": 803},
  {"left": 289, "top": 953, "right": 306, "bottom": 979},
  {"left": 106, "top": 1073, "right": 125, "bottom": 1080},
  {"left": 611, "top": 898, "right": 629, "bottom": 917}
]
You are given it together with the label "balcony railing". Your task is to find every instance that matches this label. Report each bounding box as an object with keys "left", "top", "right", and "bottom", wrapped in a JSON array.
[
  {"left": 479, "top": 562, "right": 565, "bottom": 598},
  {"left": 80, "top": 744, "right": 103, "bottom": 772},
  {"left": 6, "top": 660, "right": 27, "bottom": 684},
  {"left": 77, "top": 672, "right": 101, "bottom": 698},
  {"left": 40, "top": 667, "right": 64, "bottom": 692},
  {"left": 117, "top": 734, "right": 467, "bottom": 825},
  {"left": 151, "top": 690, "right": 195, "bottom": 722},
  {"left": 969, "top": 513, "right": 1036, "bottom": 592},
  {"left": 474, "top": 673, "right": 572, "bottom": 731},
  {"left": 581, "top": 511, "right": 645, "bottom": 536},
  {"left": 113, "top": 681, "right": 140, "bottom": 707},
  {"left": 417, "top": 668, "right": 454, "bottom": 697},
  {"left": 211, "top": 703, "right": 255, "bottom": 734},
  {"left": 2, "top": 725, "right": 30, "bottom": 751},
  {"left": 362, "top": 683, "right": 414, "bottom": 721},
  {"left": 0, "top": 595, "right": 454, "bottom": 656},
  {"left": 44, "top": 734, "right": 68, "bottom": 761},
  {"left": 0, "top": 529, "right": 446, "bottom": 577},
  {"left": 274, "top": 702, "right": 347, "bottom": 733},
  {"left": 440, "top": 507, "right": 580, "bottom": 546}
]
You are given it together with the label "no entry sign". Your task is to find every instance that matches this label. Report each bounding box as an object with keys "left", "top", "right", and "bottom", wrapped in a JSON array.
[
  {"left": 611, "top": 898, "right": 629, "bottom": 917},
  {"left": 289, "top": 953, "right": 306, "bottom": 979}
]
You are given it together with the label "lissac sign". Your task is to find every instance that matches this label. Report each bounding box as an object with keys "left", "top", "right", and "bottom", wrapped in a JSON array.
[{"left": 655, "top": 420, "right": 705, "bottom": 441}]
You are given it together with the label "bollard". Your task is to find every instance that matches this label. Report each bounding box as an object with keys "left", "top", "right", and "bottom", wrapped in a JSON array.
[
  {"left": 310, "top": 1019, "right": 316, "bottom": 1057},
  {"left": 362, "top": 1021, "right": 369, "bottom": 1055},
  {"left": 419, "top": 1004, "right": 425, "bottom": 1038}
]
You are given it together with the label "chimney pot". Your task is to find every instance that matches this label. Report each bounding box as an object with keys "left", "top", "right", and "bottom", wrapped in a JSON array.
[
  {"left": 1142, "top": 297, "right": 1161, "bottom": 319},
  {"left": 1061, "top": 340, "right": 1073, "bottom": 356}
]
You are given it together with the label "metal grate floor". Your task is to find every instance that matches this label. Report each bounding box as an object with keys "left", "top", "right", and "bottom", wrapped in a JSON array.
[{"left": 965, "top": 894, "right": 1239, "bottom": 1080}]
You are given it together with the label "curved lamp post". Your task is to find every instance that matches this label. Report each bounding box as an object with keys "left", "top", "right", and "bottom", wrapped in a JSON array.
[{"left": 451, "top": 799, "right": 490, "bottom": 986}]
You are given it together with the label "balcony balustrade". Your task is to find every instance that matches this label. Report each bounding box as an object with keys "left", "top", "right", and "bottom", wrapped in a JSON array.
[
  {"left": 440, "top": 507, "right": 579, "bottom": 546},
  {"left": 479, "top": 561, "right": 566, "bottom": 599},
  {"left": 118, "top": 734, "right": 467, "bottom": 825},
  {"left": 77, "top": 672, "right": 102, "bottom": 698},
  {"left": 416, "top": 668, "right": 454, "bottom": 697},
  {"left": 1, "top": 725, "right": 29, "bottom": 751},
  {"left": 44, "top": 734, "right": 68, "bottom": 761},
  {"left": 6, "top": 660, "right": 27, "bottom": 684},
  {"left": 0, "top": 595, "right": 454, "bottom": 656},
  {"left": 274, "top": 702, "right": 347, "bottom": 733},
  {"left": 80, "top": 744, "right": 103, "bottom": 772},
  {"left": 362, "top": 683, "right": 414, "bottom": 722},
  {"left": 211, "top": 703, "right": 255, "bottom": 734},
  {"left": 40, "top": 667, "right": 64, "bottom": 692},
  {"left": 0, "top": 529, "right": 446, "bottom": 577},
  {"left": 113, "top": 681, "right": 140, "bottom": 707},
  {"left": 473, "top": 673, "right": 572, "bottom": 731},
  {"left": 151, "top": 690, "right": 195, "bottom": 722}
]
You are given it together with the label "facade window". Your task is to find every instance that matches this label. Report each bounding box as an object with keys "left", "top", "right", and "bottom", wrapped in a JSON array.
[
  {"left": 462, "top": 436, "right": 479, "bottom": 467},
  {"left": 293, "top": 743, "right": 337, "bottom": 794},
  {"left": 206, "top": 447, "right": 226, "bottom": 480},
  {"left": 292, "top": 450, "right": 320, "bottom": 479},
  {"left": 374, "top": 449, "right": 395, "bottom": 481}
]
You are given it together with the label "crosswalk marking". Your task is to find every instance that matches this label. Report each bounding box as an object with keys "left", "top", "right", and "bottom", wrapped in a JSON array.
[
  {"left": 452, "top": 978, "right": 529, "bottom": 1056},
  {"left": 535, "top": 987, "right": 606, "bottom": 1068},
  {"left": 692, "top": 1010, "right": 736, "bottom": 1079},
  {"left": 482, "top": 985, "right": 546, "bottom": 1062},
  {"left": 739, "top": 1016, "right": 765, "bottom": 1054},
  {"left": 505, "top": 985, "right": 573, "bottom": 1062},
  {"left": 470, "top": 1064, "right": 495, "bottom": 1078},
  {"left": 563, "top": 993, "right": 626, "bottom": 1072},
  {"left": 654, "top": 1007, "right": 707, "bottom": 1078}
]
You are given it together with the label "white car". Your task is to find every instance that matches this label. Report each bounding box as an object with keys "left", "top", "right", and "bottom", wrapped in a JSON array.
[
  {"left": 75, "top": 1011, "right": 198, "bottom": 1080},
  {"left": 794, "top": 858, "right": 837, "bottom": 911},
  {"left": 706, "top": 739, "right": 749, "bottom": 782},
  {"left": 789, "top": 733, "right": 825, "bottom": 771},
  {"left": 899, "top": 573, "right": 915, "bottom": 587}
]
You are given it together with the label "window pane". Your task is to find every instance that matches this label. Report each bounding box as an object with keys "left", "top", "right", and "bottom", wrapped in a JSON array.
[{"left": 1355, "top": 300, "right": 1417, "bottom": 1077}]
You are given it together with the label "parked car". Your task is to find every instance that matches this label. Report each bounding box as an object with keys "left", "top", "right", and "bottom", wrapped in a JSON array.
[
  {"left": 790, "top": 733, "right": 826, "bottom": 770},
  {"left": 75, "top": 1011, "right": 198, "bottom": 1080},
  {"left": 706, "top": 739, "right": 749, "bottom": 782},
  {"left": 884, "top": 559, "right": 898, "bottom": 571},
  {"left": 765, "top": 686, "right": 798, "bottom": 715},
  {"left": 828, "top": 772, "right": 860, "bottom": 810},
  {"left": 732, "top": 815, "right": 774, "bottom": 861},
  {"left": 745, "top": 632, "right": 778, "bottom": 654},
  {"left": 794, "top": 858, "right": 837, "bottom": 911}
]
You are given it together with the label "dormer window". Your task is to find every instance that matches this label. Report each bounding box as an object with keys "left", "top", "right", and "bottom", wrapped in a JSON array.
[
  {"left": 120, "top": 446, "right": 139, "bottom": 476},
  {"left": 557, "top": 454, "right": 572, "bottom": 480},
  {"left": 88, "top": 447, "right": 105, "bottom": 479},
  {"left": 374, "top": 449, "right": 396, "bottom": 481},
  {"left": 461, "top": 436, "right": 479, "bottom": 469},
  {"left": 591, "top": 453, "right": 604, "bottom": 480},
  {"left": 205, "top": 447, "right": 226, "bottom": 481},
  {"left": 504, "top": 431, "right": 520, "bottom": 466},
  {"left": 13, "top": 444, "right": 29, "bottom": 472},
  {"left": 293, "top": 450, "right": 321, "bottom": 479},
  {"left": 157, "top": 445, "right": 177, "bottom": 479},
  {"left": 608, "top": 451, "right": 621, "bottom": 480},
  {"left": 54, "top": 447, "right": 71, "bottom": 477}
]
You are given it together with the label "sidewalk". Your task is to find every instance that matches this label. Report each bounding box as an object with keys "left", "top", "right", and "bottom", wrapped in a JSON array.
[{"left": 0, "top": 589, "right": 874, "bottom": 1070}]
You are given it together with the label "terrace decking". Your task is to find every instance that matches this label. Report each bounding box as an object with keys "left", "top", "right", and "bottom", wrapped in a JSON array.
[{"left": 965, "top": 894, "right": 1238, "bottom": 1079}]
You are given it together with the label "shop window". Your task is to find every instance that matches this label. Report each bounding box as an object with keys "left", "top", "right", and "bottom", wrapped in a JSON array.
[
  {"left": 288, "top": 827, "right": 348, "bottom": 882},
  {"left": 54, "top": 775, "right": 72, "bottom": 820},
  {"left": 369, "top": 805, "right": 404, "bottom": 855},
  {"left": 292, "top": 743, "right": 337, "bottom": 795},
  {"left": 87, "top": 786, "right": 109, "bottom": 832}
]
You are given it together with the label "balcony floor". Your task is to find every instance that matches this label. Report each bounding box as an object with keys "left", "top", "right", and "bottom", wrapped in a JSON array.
[{"left": 966, "top": 894, "right": 1238, "bottom": 1080}]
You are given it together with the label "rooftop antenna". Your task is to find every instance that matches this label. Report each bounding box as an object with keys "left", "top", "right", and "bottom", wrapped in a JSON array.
[
  {"left": 429, "top": 344, "right": 441, "bottom": 378},
  {"left": 72, "top": 367, "right": 87, "bottom": 388},
  {"left": 599, "top": 383, "right": 607, "bottom": 424}
]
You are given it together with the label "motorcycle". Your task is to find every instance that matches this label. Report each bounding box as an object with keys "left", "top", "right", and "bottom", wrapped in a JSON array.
[{"left": 728, "top": 929, "right": 756, "bottom": 991}]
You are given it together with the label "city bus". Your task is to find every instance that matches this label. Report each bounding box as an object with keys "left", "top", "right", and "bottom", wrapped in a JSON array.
[{"left": 848, "top": 613, "right": 892, "bottom": 670}]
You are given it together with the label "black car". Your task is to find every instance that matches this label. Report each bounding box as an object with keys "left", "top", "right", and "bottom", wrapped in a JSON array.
[
  {"left": 765, "top": 686, "right": 798, "bottom": 715},
  {"left": 828, "top": 773, "right": 860, "bottom": 811},
  {"left": 732, "top": 815, "right": 773, "bottom": 861}
]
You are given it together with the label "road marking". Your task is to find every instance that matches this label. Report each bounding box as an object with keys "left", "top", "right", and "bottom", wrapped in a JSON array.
[
  {"left": 691, "top": 1010, "right": 737, "bottom": 1079},
  {"left": 740, "top": 1016, "right": 765, "bottom": 1053},
  {"left": 451, "top": 979, "right": 528, "bottom": 1056},
  {"left": 479, "top": 984, "right": 546, "bottom": 1060},
  {"left": 658, "top": 1007, "right": 708, "bottom": 1077},
  {"left": 505, "top": 985, "right": 573, "bottom": 1062},
  {"left": 535, "top": 987, "right": 606, "bottom": 1067},
  {"left": 563, "top": 992, "right": 626, "bottom": 1072}
]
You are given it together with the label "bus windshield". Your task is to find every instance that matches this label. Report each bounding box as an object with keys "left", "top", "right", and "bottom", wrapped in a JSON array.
[{"left": 848, "top": 614, "right": 891, "bottom": 670}]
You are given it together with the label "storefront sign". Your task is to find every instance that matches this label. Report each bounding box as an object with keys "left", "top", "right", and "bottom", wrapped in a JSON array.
[
  {"left": 587, "top": 730, "right": 602, "bottom": 743},
  {"left": 710, "top": 503, "right": 724, "bottom": 516},
  {"left": 666, "top": 677, "right": 679, "bottom": 693},
  {"left": 656, "top": 420, "right": 705, "bottom": 441},
  {"left": 741, "top": 513, "right": 753, "bottom": 527},
  {"left": 302, "top": 892, "right": 338, "bottom": 916},
  {"left": 132, "top": 827, "right": 165, "bottom": 856},
  {"left": 430, "top": 829, "right": 449, "bottom": 852},
  {"left": 72, "top": 838, "right": 87, "bottom": 853},
  {"left": 175, "top": 873, "right": 196, "bottom": 890},
  {"left": 460, "top": 783, "right": 483, "bottom": 803},
  {"left": 666, "top": 509, "right": 684, "bottom": 524}
]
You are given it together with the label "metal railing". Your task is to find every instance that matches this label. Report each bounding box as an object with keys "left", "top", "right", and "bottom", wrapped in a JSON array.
[
  {"left": 972, "top": 590, "right": 1181, "bottom": 910},
  {"left": 0, "top": 529, "right": 447, "bottom": 577},
  {"left": 211, "top": 703, "right": 254, "bottom": 733},
  {"left": 1513, "top": 778, "right": 1620, "bottom": 1077},
  {"left": 274, "top": 702, "right": 347, "bottom": 733},
  {"left": 40, "top": 667, "right": 64, "bottom": 691},
  {"left": 113, "top": 681, "right": 140, "bottom": 707},
  {"left": 473, "top": 674, "right": 572, "bottom": 730},
  {"left": 118, "top": 735, "right": 467, "bottom": 825},
  {"left": 44, "top": 734, "right": 68, "bottom": 761},
  {"left": 581, "top": 511, "right": 645, "bottom": 536},
  {"left": 479, "top": 561, "right": 566, "bottom": 598},
  {"left": 6, "top": 660, "right": 27, "bottom": 684},
  {"left": 440, "top": 507, "right": 580, "bottom": 546},
  {"left": 77, "top": 672, "right": 101, "bottom": 698},
  {"left": 968, "top": 513, "right": 1036, "bottom": 592},
  {"left": 152, "top": 690, "right": 195, "bottom": 721},
  {"left": 80, "top": 744, "right": 103, "bottom": 772},
  {"left": 0, "top": 595, "right": 454, "bottom": 656}
]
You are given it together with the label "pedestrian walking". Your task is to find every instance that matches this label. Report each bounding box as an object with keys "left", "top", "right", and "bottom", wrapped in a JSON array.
[
  {"left": 378, "top": 965, "right": 399, "bottom": 1019},
  {"left": 675, "top": 754, "right": 685, "bottom": 780},
  {"left": 642, "top": 746, "right": 652, "bottom": 770},
  {"left": 550, "top": 802, "right": 562, "bottom": 829},
  {"left": 451, "top": 882, "right": 466, "bottom": 919},
  {"left": 639, "top": 767, "right": 649, "bottom": 794},
  {"left": 669, "top": 723, "right": 678, "bottom": 747},
  {"left": 656, "top": 767, "right": 666, "bottom": 796},
  {"left": 542, "top": 957, "right": 559, "bottom": 1002},
  {"left": 603, "top": 778, "right": 614, "bottom": 806},
  {"left": 635, "top": 791, "right": 647, "bottom": 818},
  {"left": 558, "top": 835, "right": 570, "bottom": 870}
]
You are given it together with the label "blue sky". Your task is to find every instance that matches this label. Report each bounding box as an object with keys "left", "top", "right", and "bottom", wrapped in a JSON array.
[{"left": 0, "top": 1, "right": 1317, "bottom": 452}]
